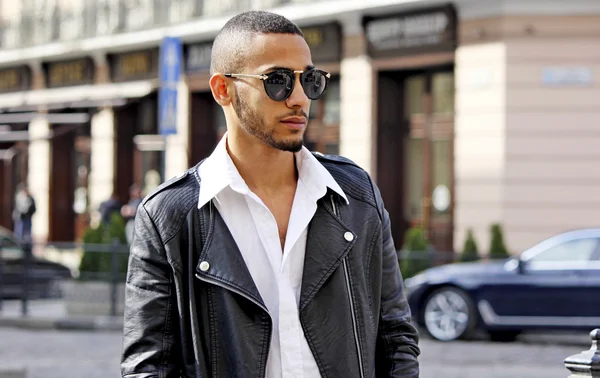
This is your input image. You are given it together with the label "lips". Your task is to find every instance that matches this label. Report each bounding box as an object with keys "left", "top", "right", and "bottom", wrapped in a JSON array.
[
  {"left": 280, "top": 117, "right": 307, "bottom": 125},
  {"left": 280, "top": 116, "right": 307, "bottom": 130}
]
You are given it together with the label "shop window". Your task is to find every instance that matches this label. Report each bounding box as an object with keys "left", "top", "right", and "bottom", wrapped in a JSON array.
[
  {"left": 432, "top": 72, "right": 454, "bottom": 115},
  {"left": 405, "top": 137, "right": 424, "bottom": 220}
]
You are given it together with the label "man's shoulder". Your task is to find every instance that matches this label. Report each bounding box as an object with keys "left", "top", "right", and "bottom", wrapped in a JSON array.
[
  {"left": 311, "top": 152, "right": 377, "bottom": 206},
  {"left": 140, "top": 165, "right": 200, "bottom": 235}
]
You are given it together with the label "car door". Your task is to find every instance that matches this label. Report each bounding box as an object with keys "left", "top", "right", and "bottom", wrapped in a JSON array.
[
  {"left": 516, "top": 236, "right": 599, "bottom": 321},
  {"left": 574, "top": 242, "right": 600, "bottom": 322}
]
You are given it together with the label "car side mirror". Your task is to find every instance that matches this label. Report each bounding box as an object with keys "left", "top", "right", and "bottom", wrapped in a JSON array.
[{"left": 517, "top": 258, "right": 528, "bottom": 274}]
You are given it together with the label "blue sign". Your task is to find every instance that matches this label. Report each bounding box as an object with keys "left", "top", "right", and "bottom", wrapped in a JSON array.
[{"left": 158, "top": 36, "right": 182, "bottom": 136}]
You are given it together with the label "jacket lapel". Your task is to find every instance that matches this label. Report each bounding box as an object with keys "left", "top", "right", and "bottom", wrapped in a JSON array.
[
  {"left": 299, "top": 196, "right": 356, "bottom": 312},
  {"left": 194, "top": 204, "right": 266, "bottom": 310}
]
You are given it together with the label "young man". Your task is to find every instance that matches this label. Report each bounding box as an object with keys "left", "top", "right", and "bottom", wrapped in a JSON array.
[{"left": 121, "top": 10, "right": 420, "bottom": 378}]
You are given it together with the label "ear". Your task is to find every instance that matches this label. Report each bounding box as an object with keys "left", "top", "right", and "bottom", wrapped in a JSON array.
[{"left": 209, "top": 74, "right": 232, "bottom": 106}]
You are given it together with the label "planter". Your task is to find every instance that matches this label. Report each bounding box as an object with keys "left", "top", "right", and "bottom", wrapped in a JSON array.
[{"left": 60, "top": 280, "right": 125, "bottom": 316}]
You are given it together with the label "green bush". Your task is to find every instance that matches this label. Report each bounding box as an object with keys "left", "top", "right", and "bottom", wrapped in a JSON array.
[
  {"left": 488, "top": 223, "right": 510, "bottom": 259},
  {"left": 400, "top": 226, "right": 431, "bottom": 279},
  {"left": 78, "top": 213, "right": 130, "bottom": 281},
  {"left": 458, "top": 229, "right": 481, "bottom": 262}
]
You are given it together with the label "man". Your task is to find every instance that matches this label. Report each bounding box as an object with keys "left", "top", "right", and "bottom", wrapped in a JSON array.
[
  {"left": 98, "top": 191, "right": 123, "bottom": 226},
  {"left": 121, "top": 10, "right": 420, "bottom": 378},
  {"left": 12, "top": 183, "right": 36, "bottom": 242}
]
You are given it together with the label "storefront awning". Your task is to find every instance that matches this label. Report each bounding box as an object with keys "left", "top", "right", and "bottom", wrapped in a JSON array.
[{"left": 0, "top": 79, "right": 157, "bottom": 110}]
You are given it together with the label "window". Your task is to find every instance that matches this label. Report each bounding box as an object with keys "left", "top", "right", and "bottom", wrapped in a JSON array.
[{"left": 529, "top": 238, "right": 599, "bottom": 263}]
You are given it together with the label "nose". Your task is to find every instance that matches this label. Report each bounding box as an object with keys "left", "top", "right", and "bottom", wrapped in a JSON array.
[{"left": 285, "top": 72, "right": 310, "bottom": 108}]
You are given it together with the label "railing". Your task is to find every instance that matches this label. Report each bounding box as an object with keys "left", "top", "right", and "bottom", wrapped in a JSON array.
[
  {"left": 0, "top": 238, "right": 130, "bottom": 318},
  {"left": 0, "top": 0, "right": 328, "bottom": 50}
]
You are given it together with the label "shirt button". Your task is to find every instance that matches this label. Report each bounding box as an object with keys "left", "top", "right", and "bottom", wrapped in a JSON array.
[
  {"left": 199, "top": 261, "right": 210, "bottom": 272},
  {"left": 344, "top": 232, "right": 354, "bottom": 241}
]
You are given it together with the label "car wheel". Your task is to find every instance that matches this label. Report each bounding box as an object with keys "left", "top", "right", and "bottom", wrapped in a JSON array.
[{"left": 423, "top": 287, "right": 477, "bottom": 341}]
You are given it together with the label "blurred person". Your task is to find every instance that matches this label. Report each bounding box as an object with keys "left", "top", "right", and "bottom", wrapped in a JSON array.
[
  {"left": 98, "top": 191, "right": 122, "bottom": 226},
  {"left": 121, "top": 10, "right": 419, "bottom": 378},
  {"left": 121, "top": 184, "right": 143, "bottom": 244},
  {"left": 12, "top": 183, "right": 36, "bottom": 242}
]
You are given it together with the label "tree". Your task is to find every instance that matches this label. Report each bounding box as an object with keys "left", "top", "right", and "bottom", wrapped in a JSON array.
[
  {"left": 488, "top": 223, "right": 510, "bottom": 259},
  {"left": 400, "top": 226, "right": 431, "bottom": 279},
  {"left": 459, "top": 228, "right": 481, "bottom": 262}
]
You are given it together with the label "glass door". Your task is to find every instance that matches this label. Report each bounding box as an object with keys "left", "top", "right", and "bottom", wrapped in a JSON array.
[{"left": 404, "top": 70, "right": 454, "bottom": 257}]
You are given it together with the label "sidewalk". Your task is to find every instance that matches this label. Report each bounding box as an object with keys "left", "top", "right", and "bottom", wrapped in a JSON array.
[{"left": 0, "top": 299, "right": 123, "bottom": 331}]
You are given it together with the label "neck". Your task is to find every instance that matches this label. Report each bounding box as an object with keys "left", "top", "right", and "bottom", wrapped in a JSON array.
[{"left": 226, "top": 130, "right": 298, "bottom": 192}]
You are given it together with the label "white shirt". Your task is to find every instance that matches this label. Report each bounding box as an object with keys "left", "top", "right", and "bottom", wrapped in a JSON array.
[{"left": 197, "top": 134, "right": 348, "bottom": 378}]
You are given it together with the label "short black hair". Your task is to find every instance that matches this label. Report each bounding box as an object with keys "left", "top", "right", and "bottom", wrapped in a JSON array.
[{"left": 210, "top": 11, "right": 304, "bottom": 75}]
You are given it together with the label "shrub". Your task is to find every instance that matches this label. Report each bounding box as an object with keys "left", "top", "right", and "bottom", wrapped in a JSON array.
[
  {"left": 458, "top": 229, "right": 481, "bottom": 262},
  {"left": 78, "top": 213, "right": 130, "bottom": 281},
  {"left": 488, "top": 223, "right": 510, "bottom": 259},
  {"left": 400, "top": 226, "right": 431, "bottom": 279}
]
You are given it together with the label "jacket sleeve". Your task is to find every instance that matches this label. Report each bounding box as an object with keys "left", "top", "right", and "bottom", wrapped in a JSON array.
[
  {"left": 121, "top": 204, "right": 181, "bottom": 378},
  {"left": 371, "top": 178, "right": 421, "bottom": 377}
]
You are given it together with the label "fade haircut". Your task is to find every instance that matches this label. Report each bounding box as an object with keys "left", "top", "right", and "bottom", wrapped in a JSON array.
[{"left": 210, "top": 11, "right": 304, "bottom": 75}]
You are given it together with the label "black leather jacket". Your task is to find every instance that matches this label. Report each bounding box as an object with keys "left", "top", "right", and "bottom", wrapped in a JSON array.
[{"left": 121, "top": 154, "right": 420, "bottom": 378}]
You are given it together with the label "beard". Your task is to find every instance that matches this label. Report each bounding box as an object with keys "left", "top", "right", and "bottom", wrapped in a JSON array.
[{"left": 233, "top": 88, "right": 304, "bottom": 153}]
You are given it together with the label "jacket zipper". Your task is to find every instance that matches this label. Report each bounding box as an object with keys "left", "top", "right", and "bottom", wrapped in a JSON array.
[
  {"left": 330, "top": 196, "right": 365, "bottom": 378},
  {"left": 194, "top": 273, "right": 269, "bottom": 315}
]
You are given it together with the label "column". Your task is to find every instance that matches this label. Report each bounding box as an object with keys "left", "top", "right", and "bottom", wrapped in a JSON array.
[
  {"left": 453, "top": 42, "right": 507, "bottom": 253},
  {"left": 28, "top": 116, "right": 51, "bottom": 242},
  {"left": 88, "top": 108, "right": 115, "bottom": 215},
  {"left": 338, "top": 15, "right": 374, "bottom": 175},
  {"left": 164, "top": 80, "right": 190, "bottom": 180}
]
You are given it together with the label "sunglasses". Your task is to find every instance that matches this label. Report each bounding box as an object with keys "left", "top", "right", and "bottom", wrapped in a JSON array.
[{"left": 224, "top": 68, "right": 331, "bottom": 102}]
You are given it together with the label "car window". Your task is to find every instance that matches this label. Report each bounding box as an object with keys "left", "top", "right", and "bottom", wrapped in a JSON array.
[
  {"left": 0, "top": 236, "right": 23, "bottom": 260},
  {"left": 529, "top": 237, "right": 598, "bottom": 263}
]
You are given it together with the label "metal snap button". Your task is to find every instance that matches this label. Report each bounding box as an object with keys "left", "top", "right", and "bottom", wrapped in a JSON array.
[
  {"left": 344, "top": 232, "right": 354, "bottom": 242},
  {"left": 199, "top": 261, "right": 210, "bottom": 272}
]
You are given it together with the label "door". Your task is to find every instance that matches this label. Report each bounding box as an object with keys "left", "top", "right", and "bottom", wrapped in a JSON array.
[
  {"left": 189, "top": 91, "right": 221, "bottom": 167},
  {"left": 481, "top": 237, "right": 599, "bottom": 326},
  {"left": 404, "top": 70, "right": 454, "bottom": 259},
  {"left": 49, "top": 125, "right": 76, "bottom": 242},
  {"left": 305, "top": 76, "right": 341, "bottom": 154}
]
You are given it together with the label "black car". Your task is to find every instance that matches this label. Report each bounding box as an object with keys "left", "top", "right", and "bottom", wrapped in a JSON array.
[
  {"left": 0, "top": 227, "right": 73, "bottom": 299},
  {"left": 404, "top": 228, "right": 600, "bottom": 341}
]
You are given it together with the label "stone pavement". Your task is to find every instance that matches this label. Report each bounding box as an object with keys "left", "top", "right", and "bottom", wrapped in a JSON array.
[
  {"left": 0, "top": 299, "right": 122, "bottom": 331},
  {"left": 0, "top": 327, "right": 591, "bottom": 378}
]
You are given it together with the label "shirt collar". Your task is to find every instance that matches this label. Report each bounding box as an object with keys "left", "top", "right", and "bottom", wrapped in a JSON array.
[{"left": 197, "top": 133, "right": 349, "bottom": 209}]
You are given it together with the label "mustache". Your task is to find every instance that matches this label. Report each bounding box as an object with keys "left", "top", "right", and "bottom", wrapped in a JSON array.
[{"left": 279, "top": 110, "right": 308, "bottom": 120}]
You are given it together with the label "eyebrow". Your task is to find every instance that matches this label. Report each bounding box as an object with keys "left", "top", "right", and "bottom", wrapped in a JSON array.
[{"left": 261, "top": 64, "right": 315, "bottom": 73}]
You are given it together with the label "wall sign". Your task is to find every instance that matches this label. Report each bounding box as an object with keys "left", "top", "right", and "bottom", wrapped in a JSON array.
[
  {"left": 301, "top": 22, "right": 342, "bottom": 63},
  {"left": 185, "top": 42, "right": 213, "bottom": 73},
  {"left": 44, "top": 58, "right": 95, "bottom": 88},
  {"left": 363, "top": 4, "right": 457, "bottom": 59},
  {"left": 0, "top": 66, "right": 31, "bottom": 92},
  {"left": 542, "top": 67, "right": 593, "bottom": 86},
  {"left": 109, "top": 49, "right": 159, "bottom": 82}
]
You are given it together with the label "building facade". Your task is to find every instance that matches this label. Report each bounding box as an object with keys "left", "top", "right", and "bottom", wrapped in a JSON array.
[{"left": 0, "top": 0, "right": 599, "bottom": 257}]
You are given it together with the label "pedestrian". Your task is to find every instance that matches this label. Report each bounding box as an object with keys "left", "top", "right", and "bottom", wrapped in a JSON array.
[
  {"left": 12, "top": 183, "right": 36, "bottom": 242},
  {"left": 98, "top": 191, "right": 122, "bottom": 227},
  {"left": 121, "top": 10, "right": 420, "bottom": 378}
]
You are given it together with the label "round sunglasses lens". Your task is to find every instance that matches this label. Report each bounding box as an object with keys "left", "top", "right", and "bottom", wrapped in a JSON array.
[
  {"left": 302, "top": 70, "right": 327, "bottom": 99},
  {"left": 264, "top": 72, "right": 293, "bottom": 101}
]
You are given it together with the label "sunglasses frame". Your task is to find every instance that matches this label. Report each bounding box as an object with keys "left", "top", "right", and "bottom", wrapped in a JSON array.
[{"left": 224, "top": 68, "right": 331, "bottom": 102}]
